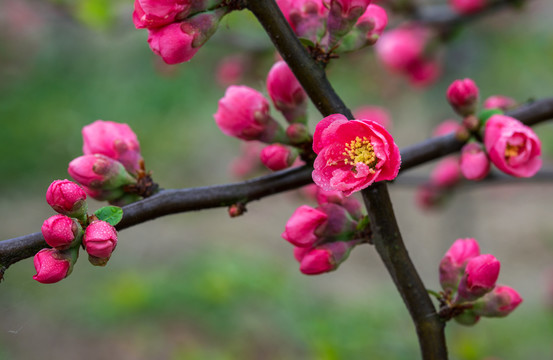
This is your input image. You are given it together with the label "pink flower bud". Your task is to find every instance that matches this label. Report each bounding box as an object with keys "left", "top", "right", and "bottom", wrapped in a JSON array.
[
  {"left": 353, "top": 105, "right": 392, "bottom": 132},
  {"left": 355, "top": 4, "right": 388, "bottom": 43},
  {"left": 260, "top": 144, "right": 297, "bottom": 171},
  {"left": 214, "top": 85, "right": 284, "bottom": 143},
  {"left": 406, "top": 59, "right": 441, "bottom": 87},
  {"left": 315, "top": 187, "right": 363, "bottom": 220},
  {"left": 276, "top": 0, "right": 328, "bottom": 43},
  {"left": 449, "top": 0, "right": 487, "bottom": 15},
  {"left": 147, "top": 22, "right": 199, "bottom": 65},
  {"left": 41, "top": 215, "right": 83, "bottom": 250},
  {"left": 299, "top": 240, "right": 357, "bottom": 275},
  {"left": 460, "top": 143, "right": 490, "bottom": 181},
  {"left": 133, "top": 0, "right": 189, "bottom": 29},
  {"left": 83, "top": 220, "right": 118, "bottom": 261},
  {"left": 82, "top": 120, "right": 143, "bottom": 175},
  {"left": 68, "top": 154, "right": 136, "bottom": 192},
  {"left": 286, "top": 123, "right": 312, "bottom": 144},
  {"left": 282, "top": 205, "right": 328, "bottom": 247},
  {"left": 327, "top": 0, "right": 372, "bottom": 46},
  {"left": 446, "top": 78, "right": 479, "bottom": 116},
  {"left": 293, "top": 246, "right": 312, "bottom": 262},
  {"left": 316, "top": 203, "right": 357, "bottom": 240},
  {"left": 473, "top": 285, "right": 523, "bottom": 317},
  {"left": 484, "top": 114, "right": 542, "bottom": 178},
  {"left": 46, "top": 179, "right": 87, "bottom": 218},
  {"left": 33, "top": 248, "right": 75, "bottom": 284},
  {"left": 456, "top": 254, "right": 500, "bottom": 302},
  {"left": 266, "top": 61, "right": 307, "bottom": 123},
  {"left": 215, "top": 55, "right": 246, "bottom": 87},
  {"left": 430, "top": 157, "right": 461, "bottom": 188},
  {"left": 483, "top": 95, "right": 517, "bottom": 111},
  {"left": 375, "top": 25, "right": 430, "bottom": 72},
  {"left": 439, "top": 238, "right": 480, "bottom": 291},
  {"left": 433, "top": 119, "right": 462, "bottom": 137}
]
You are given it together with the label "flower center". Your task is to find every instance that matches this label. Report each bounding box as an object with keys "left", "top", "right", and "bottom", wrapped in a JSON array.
[
  {"left": 343, "top": 136, "right": 377, "bottom": 167},
  {"left": 505, "top": 143, "right": 523, "bottom": 159}
]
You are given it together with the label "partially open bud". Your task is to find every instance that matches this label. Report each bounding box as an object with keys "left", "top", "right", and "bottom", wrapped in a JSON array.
[
  {"left": 327, "top": 0, "right": 372, "bottom": 47},
  {"left": 439, "top": 238, "right": 480, "bottom": 292},
  {"left": 315, "top": 187, "right": 363, "bottom": 220},
  {"left": 276, "top": 0, "right": 328, "bottom": 43},
  {"left": 260, "top": 144, "right": 298, "bottom": 171},
  {"left": 473, "top": 285, "right": 523, "bottom": 317},
  {"left": 446, "top": 78, "right": 479, "bottom": 117},
  {"left": 68, "top": 154, "right": 136, "bottom": 196},
  {"left": 456, "top": 254, "right": 500, "bottom": 302},
  {"left": 83, "top": 220, "right": 118, "bottom": 264},
  {"left": 33, "top": 247, "right": 78, "bottom": 284},
  {"left": 82, "top": 120, "right": 143, "bottom": 176},
  {"left": 214, "top": 85, "right": 285, "bottom": 143},
  {"left": 460, "top": 143, "right": 490, "bottom": 181},
  {"left": 339, "top": 4, "right": 388, "bottom": 51},
  {"left": 41, "top": 215, "right": 83, "bottom": 250},
  {"left": 46, "top": 179, "right": 88, "bottom": 218},
  {"left": 430, "top": 156, "right": 461, "bottom": 188},
  {"left": 267, "top": 61, "right": 307, "bottom": 124},
  {"left": 282, "top": 205, "right": 329, "bottom": 248},
  {"left": 299, "top": 240, "right": 359, "bottom": 275}
]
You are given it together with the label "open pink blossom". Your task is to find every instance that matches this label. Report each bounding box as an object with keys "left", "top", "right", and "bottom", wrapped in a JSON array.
[
  {"left": 484, "top": 114, "right": 542, "bottom": 177},
  {"left": 33, "top": 248, "right": 72, "bottom": 284},
  {"left": 439, "top": 238, "right": 480, "bottom": 291},
  {"left": 312, "top": 114, "right": 400, "bottom": 196},
  {"left": 450, "top": 0, "right": 487, "bottom": 15},
  {"left": 46, "top": 179, "right": 87, "bottom": 217},
  {"left": 483, "top": 95, "right": 517, "bottom": 111},
  {"left": 82, "top": 120, "right": 143, "bottom": 175},
  {"left": 460, "top": 143, "right": 490, "bottom": 180}
]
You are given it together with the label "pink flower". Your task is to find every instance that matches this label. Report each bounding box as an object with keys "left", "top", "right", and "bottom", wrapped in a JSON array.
[
  {"left": 293, "top": 246, "right": 312, "bottom": 262},
  {"left": 83, "top": 220, "right": 118, "bottom": 260},
  {"left": 315, "top": 187, "right": 363, "bottom": 220},
  {"left": 312, "top": 114, "right": 401, "bottom": 196},
  {"left": 439, "top": 238, "right": 480, "bottom": 291},
  {"left": 433, "top": 119, "right": 462, "bottom": 137},
  {"left": 450, "top": 0, "right": 487, "bottom": 15},
  {"left": 355, "top": 4, "right": 388, "bottom": 43},
  {"left": 82, "top": 120, "right": 143, "bottom": 175},
  {"left": 276, "top": 0, "right": 327, "bottom": 42},
  {"left": 460, "top": 143, "right": 490, "bottom": 181},
  {"left": 299, "top": 240, "right": 357, "bottom": 275},
  {"left": 46, "top": 179, "right": 87, "bottom": 217},
  {"left": 353, "top": 105, "right": 392, "bottom": 131},
  {"left": 133, "top": 0, "right": 189, "bottom": 29},
  {"left": 282, "top": 205, "right": 328, "bottom": 247},
  {"left": 147, "top": 22, "right": 199, "bottom": 65},
  {"left": 484, "top": 114, "right": 542, "bottom": 177},
  {"left": 430, "top": 156, "right": 461, "bottom": 188},
  {"left": 32, "top": 248, "right": 72, "bottom": 284},
  {"left": 406, "top": 59, "right": 441, "bottom": 87},
  {"left": 457, "top": 254, "right": 500, "bottom": 302},
  {"left": 286, "top": 123, "right": 312, "bottom": 144},
  {"left": 260, "top": 144, "right": 297, "bottom": 171},
  {"left": 266, "top": 61, "right": 307, "bottom": 123},
  {"left": 474, "top": 285, "right": 523, "bottom": 317},
  {"left": 375, "top": 25, "right": 430, "bottom": 72},
  {"left": 483, "top": 95, "right": 517, "bottom": 111},
  {"left": 215, "top": 55, "right": 246, "bottom": 87},
  {"left": 214, "top": 85, "right": 284, "bottom": 142},
  {"left": 446, "top": 78, "right": 479, "bottom": 116},
  {"left": 330, "top": 0, "right": 372, "bottom": 17},
  {"left": 68, "top": 154, "right": 136, "bottom": 191},
  {"left": 41, "top": 215, "right": 82, "bottom": 250}
]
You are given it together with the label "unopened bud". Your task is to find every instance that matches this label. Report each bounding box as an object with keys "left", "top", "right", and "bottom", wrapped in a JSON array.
[
  {"left": 33, "top": 247, "right": 78, "bottom": 284},
  {"left": 83, "top": 220, "right": 118, "bottom": 264},
  {"left": 46, "top": 179, "right": 88, "bottom": 218},
  {"left": 41, "top": 215, "right": 83, "bottom": 250},
  {"left": 472, "top": 285, "right": 523, "bottom": 317},
  {"left": 299, "top": 240, "right": 359, "bottom": 275},
  {"left": 456, "top": 254, "right": 500, "bottom": 302},
  {"left": 68, "top": 154, "right": 136, "bottom": 195},
  {"left": 446, "top": 78, "right": 479, "bottom": 116},
  {"left": 439, "top": 238, "right": 480, "bottom": 292},
  {"left": 260, "top": 144, "right": 297, "bottom": 171},
  {"left": 460, "top": 143, "right": 490, "bottom": 181}
]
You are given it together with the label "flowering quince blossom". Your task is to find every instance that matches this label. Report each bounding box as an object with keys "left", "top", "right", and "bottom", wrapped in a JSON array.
[
  {"left": 33, "top": 248, "right": 72, "bottom": 284},
  {"left": 446, "top": 78, "right": 479, "bottom": 116},
  {"left": 260, "top": 144, "right": 297, "bottom": 171},
  {"left": 353, "top": 105, "right": 392, "bottom": 131},
  {"left": 473, "top": 285, "right": 523, "bottom": 317},
  {"left": 484, "top": 95, "right": 517, "bottom": 111},
  {"left": 456, "top": 254, "right": 500, "bottom": 302},
  {"left": 83, "top": 220, "right": 118, "bottom": 260},
  {"left": 450, "top": 0, "right": 487, "bottom": 15},
  {"left": 484, "top": 114, "right": 542, "bottom": 178},
  {"left": 266, "top": 61, "right": 307, "bottom": 123},
  {"left": 460, "top": 143, "right": 490, "bottom": 181},
  {"left": 355, "top": 4, "right": 387, "bottom": 41},
  {"left": 281, "top": 205, "right": 328, "bottom": 247},
  {"left": 297, "top": 240, "right": 358, "bottom": 275},
  {"left": 439, "top": 238, "right": 480, "bottom": 291},
  {"left": 276, "top": 0, "right": 327, "bottom": 42},
  {"left": 41, "top": 215, "right": 82, "bottom": 250},
  {"left": 430, "top": 156, "right": 461, "bottom": 188},
  {"left": 46, "top": 179, "right": 87, "bottom": 217},
  {"left": 82, "top": 120, "right": 143, "bottom": 175},
  {"left": 133, "top": 0, "right": 189, "bottom": 29},
  {"left": 312, "top": 114, "right": 400, "bottom": 196},
  {"left": 147, "top": 22, "right": 200, "bottom": 65}
]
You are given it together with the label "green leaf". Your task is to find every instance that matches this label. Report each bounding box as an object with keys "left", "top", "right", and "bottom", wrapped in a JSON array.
[
  {"left": 478, "top": 108, "right": 503, "bottom": 126},
  {"left": 94, "top": 206, "right": 123, "bottom": 226}
]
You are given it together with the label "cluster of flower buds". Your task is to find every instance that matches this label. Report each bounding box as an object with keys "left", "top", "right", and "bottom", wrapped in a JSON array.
[
  {"left": 282, "top": 186, "right": 367, "bottom": 275},
  {"left": 133, "top": 0, "right": 233, "bottom": 64},
  {"left": 375, "top": 24, "right": 441, "bottom": 87},
  {"left": 68, "top": 120, "right": 156, "bottom": 206},
  {"left": 216, "top": 61, "right": 312, "bottom": 174},
  {"left": 449, "top": 0, "right": 488, "bottom": 15},
  {"left": 34, "top": 180, "right": 121, "bottom": 284},
  {"left": 437, "top": 238, "right": 522, "bottom": 324},
  {"left": 276, "top": 0, "right": 388, "bottom": 53}
]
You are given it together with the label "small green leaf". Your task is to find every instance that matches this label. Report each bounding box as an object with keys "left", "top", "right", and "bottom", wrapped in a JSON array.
[
  {"left": 94, "top": 206, "right": 123, "bottom": 226},
  {"left": 478, "top": 108, "right": 503, "bottom": 126}
]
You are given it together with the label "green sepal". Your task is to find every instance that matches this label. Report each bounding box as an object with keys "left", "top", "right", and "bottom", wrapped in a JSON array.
[{"left": 94, "top": 206, "right": 123, "bottom": 226}]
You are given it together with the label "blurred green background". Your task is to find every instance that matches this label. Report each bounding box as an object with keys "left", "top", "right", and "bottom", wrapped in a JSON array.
[{"left": 1, "top": 0, "right": 553, "bottom": 359}]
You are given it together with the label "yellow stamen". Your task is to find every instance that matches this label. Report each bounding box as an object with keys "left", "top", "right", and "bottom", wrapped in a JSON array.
[
  {"left": 342, "top": 136, "right": 377, "bottom": 167},
  {"left": 505, "top": 143, "right": 522, "bottom": 159}
]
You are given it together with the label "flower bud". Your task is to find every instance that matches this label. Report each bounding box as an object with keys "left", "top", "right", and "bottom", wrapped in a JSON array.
[
  {"left": 260, "top": 144, "right": 297, "bottom": 171},
  {"left": 266, "top": 61, "right": 307, "bottom": 124},
  {"left": 460, "top": 143, "right": 490, "bottom": 181},
  {"left": 83, "top": 220, "right": 118, "bottom": 263},
  {"left": 281, "top": 205, "right": 328, "bottom": 248},
  {"left": 430, "top": 156, "right": 461, "bottom": 188},
  {"left": 33, "top": 247, "right": 78, "bottom": 284},
  {"left": 46, "top": 179, "right": 88, "bottom": 218},
  {"left": 214, "top": 85, "right": 285, "bottom": 143},
  {"left": 339, "top": 4, "right": 388, "bottom": 51},
  {"left": 449, "top": 0, "right": 487, "bottom": 15},
  {"left": 286, "top": 123, "right": 312, "bottom": 144},
  {"left": 299, "top": 240, "right": 358, "bottom": 275},
  {"left": 277, "top": 0, "right": 328, "bottom": 43},
  {"left": 456, "top": 254, "right": 500, "bottom": 302},
  {"left": 446, "top": 78, "right": 479, "bottom": 116},
  {"left": 293, "top": 246, "right": 312, "bottom": 262},
  {"left": 327, "top": 0, "right": 372, "bottom": 46},
  {"left": 433, "top": 119, "right": 463, "bottom": 137},
  {"left": 316, "top": 203, "right": 357, "bottom": 240},
  {"left": 439, "top": 238, "right": 480, "bottom": 292},
  {"left": 133, "top": 0, "right": 187, "bottom": 29},
  {"left": 483, "top": 95, "right": 516, "bottom": 111},
  {"left": 41, "top": 215, "right": 83, "bottom": 250},
  {"left": 473, "top": 285, "right": 523, "bottom": 317},
  {"left": 68, "top": 154, "right": 136, "bottom": 194},
  {"left": 82, "top": 120, "right": 143, "bottom": 175},
  {"left": 147, "top": 22, "right": 199, "bottom": 65},
  {"left": 315, "top": 187, "right": 363, "bottom": 220}
]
